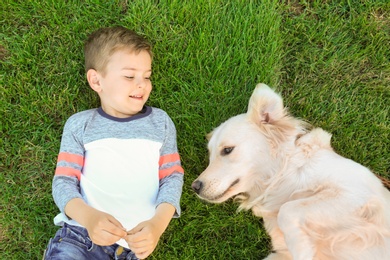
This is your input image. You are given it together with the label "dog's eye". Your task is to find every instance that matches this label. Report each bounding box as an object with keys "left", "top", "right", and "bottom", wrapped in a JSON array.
[{"left": 221, "top": 147, "right": 234, "bottom": 156}]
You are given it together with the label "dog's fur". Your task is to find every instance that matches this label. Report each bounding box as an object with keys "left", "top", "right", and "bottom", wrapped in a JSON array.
[{"left": 192, "top": 84, "right": 390, "bottom": 260}]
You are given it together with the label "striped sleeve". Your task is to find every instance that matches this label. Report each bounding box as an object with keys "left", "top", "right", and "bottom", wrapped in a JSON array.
[
  {"left": 52, "top": 113, "right": 86, "bottom": 213},
  {"left": 159, "top": 153, "right": 184, "bottom": 179},
  {"left": 52, "top": 175, "right": 83, "bottom": 213},
  {"left": 156, "top": 114, "right": 184, "bottom": 217},
  {"left": 55, "top": 152, "right": 84, "bottom": 180},
  {"left": 157, "top": 173, "right": 184, "bottom": 217}
]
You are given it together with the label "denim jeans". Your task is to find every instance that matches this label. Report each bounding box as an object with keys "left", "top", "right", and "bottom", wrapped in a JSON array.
[{"left": 44, "top": 223, "right": 139, "bottom": 260}]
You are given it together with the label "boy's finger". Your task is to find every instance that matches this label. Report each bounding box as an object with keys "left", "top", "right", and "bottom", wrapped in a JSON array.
[
  {"left": 108, "top": 215, "right": 125, "bottom": 229},
  {"left": 106, "top": 226, "right": 127, "bottom": 238},
  {"left": 127, "top": 223, "right": 144, "bottom": 235},
  {"left": 126, "top": 231, "right": 146, "bottom": 243},
  {"left": 104, "top": 217, "right": 127, "bottom": 237}
]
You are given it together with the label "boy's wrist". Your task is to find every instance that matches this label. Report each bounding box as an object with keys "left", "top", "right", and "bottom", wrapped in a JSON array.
[
  {"left": 64, "top": 198, "right": 93, "bottom": 225},
  {"left": 151, "top": 203, "right": 175, "bottom": 234}
]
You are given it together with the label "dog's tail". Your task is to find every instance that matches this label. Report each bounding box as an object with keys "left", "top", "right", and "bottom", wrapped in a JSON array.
[{"left": 378, "top": 175, "right": 390, "bottom": 190}]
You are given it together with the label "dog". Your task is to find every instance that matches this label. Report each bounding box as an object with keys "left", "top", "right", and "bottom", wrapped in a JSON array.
[{"left": 192, "top": 84, "right": 390, "bottom": 260}]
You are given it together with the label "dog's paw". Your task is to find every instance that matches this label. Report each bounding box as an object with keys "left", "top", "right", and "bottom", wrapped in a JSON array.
[{"left": 263, "top": 251, "right": 292, "bottom": 260}]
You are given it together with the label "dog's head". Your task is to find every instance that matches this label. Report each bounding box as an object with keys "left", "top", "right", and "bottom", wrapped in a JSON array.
[{"left": 192, "top": 83, "right": 302, "bottom": 203}]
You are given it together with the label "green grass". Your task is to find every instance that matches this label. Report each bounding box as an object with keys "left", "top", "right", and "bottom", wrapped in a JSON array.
[{"left": 1, "top": 0, "right": 389, "bottom": 259}]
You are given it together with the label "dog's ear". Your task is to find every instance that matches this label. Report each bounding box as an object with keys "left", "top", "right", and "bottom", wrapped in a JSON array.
[
  {"left": 206, "top": 130, "right": 214, "bottom": 141},
  {"left": 246, "top": 83, "right": 285, "bottom": 125}
]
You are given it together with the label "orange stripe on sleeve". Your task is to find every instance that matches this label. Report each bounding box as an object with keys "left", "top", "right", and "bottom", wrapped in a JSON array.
[
  {"left": 55, "top": 167, "right": 82, "bottom": 180},
  {"left": 57, "top": 152, "right": 84, "bottom": 166},
  {"left": 159, "top": 153, "right": 180, "bottom": 166},
  {"left": 159, "top": 165, "right": 184, "bottom": 180}
]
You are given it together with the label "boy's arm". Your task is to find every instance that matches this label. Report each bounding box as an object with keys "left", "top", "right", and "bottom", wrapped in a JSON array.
[
  {"left": 156, "top": 173, "right": 184, "bottom": 217},
  {"left": 155, "top": 114, "right": 184, "bottom": 217},
  {"left": 52, "top": 175, "right": 83, "bottom": 213},
  {"left": 153, "top": 202, "right": 176, "bottom": 230}
]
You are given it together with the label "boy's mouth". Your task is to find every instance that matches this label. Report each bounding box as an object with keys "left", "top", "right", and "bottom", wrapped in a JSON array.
[{"left": 130, "top": 95, "right": 143, "bottom": 99}]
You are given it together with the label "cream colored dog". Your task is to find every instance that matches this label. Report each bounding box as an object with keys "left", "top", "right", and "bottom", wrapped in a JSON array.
[{"left": 192, "top": 84, "right": 390, "bottom": 260}]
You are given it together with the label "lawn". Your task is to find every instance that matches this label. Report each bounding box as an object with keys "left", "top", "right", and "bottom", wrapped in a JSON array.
[{"left": 1, "top": 0, "right": 389, "bottom": 259}]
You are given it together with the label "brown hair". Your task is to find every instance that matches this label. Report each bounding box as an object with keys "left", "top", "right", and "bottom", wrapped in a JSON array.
[{"left": 84, "top": 26, "right": 152, "bottom": 75}]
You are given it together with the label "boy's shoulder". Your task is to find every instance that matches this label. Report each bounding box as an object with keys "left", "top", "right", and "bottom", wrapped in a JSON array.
[
  {"left": 150, "top": 106, "right": 168, "bottom": 116},
  {"left": 67, "top": 108, "right": 98, "bottom": 122},
  {"left": 149, "top": 106, "right": 174, "bottom": 122},
  {"left": 63, "top": 108, "right": 99, "bottom": 131}
]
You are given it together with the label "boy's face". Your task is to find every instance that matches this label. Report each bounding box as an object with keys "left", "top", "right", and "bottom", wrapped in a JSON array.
[{"left": 90, "top": 50, "right": 152, "bottom": 118}]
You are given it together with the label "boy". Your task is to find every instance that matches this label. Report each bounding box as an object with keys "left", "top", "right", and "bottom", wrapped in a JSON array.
[{"left": 44, "top": 26, "right": 184, "bottom": 260}]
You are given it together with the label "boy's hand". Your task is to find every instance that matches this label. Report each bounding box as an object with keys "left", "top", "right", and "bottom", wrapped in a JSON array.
[
  {"left": 125, "top": 219, "right": 162, "bottom": 259},
  {"left": 64, "top": 198, "right": 127, "bottom": 246},
  {"left": 125, "top": 203, "right": 175, "bottom": 259},
  {"left": 84, "top": 209, "right": 127, "bottom": 246}
]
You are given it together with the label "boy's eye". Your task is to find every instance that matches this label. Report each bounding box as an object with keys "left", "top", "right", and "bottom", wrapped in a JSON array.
[{"left": 125, "top": 76, "right": 134, "bottom": 79}]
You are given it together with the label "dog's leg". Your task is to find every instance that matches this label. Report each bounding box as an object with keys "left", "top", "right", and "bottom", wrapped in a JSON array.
[
  {"left": 277, "top": 199, "right": 319, "bottom": 260},
  {"left": 263, "top": 216, "right": 293, "bottom": 260},
  {"left": 277, "top": 187, "right": 362, "bottom": 260},
  {"left": 277, "top": 191, "right": 350, "bottom": 260}
]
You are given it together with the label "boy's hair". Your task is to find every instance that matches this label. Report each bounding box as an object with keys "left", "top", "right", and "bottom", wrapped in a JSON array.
[{"left": 84, "top": 26, "right": 152, "bottom": 74}]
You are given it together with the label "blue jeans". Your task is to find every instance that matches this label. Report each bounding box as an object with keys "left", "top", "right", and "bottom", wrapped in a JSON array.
[{"left": 44, "top": 223, "right": 139, "bottom": 260}]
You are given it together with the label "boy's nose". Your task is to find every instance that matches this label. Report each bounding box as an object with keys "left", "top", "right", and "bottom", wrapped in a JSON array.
[
  {"left": 137, "top": 80, "right": 145, "bottom": 88},
  {"left": 136, "top": 78, "right": 148, "bottom": 88}
]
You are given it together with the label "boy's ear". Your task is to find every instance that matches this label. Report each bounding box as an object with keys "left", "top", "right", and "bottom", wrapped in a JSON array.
[{"left": 87, "top": 69, "right": 102, "bottom": 93}]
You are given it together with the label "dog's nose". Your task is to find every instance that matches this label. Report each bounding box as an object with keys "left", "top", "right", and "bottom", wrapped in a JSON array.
[{"left": 191, "top": 180, "right": 203, "bottom": 194}]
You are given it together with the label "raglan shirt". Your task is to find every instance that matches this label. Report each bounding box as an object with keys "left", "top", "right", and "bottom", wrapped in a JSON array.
[{"left": 52, "top": 106, "right": 184, "bottom": 248}]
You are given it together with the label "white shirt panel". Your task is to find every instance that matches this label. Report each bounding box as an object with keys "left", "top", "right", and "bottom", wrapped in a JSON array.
[{"left": 81, "top": 138, "right": 161, "bottom": 231}]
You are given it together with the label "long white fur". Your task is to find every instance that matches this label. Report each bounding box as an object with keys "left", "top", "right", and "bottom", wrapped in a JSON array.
[{"left": 193, "top": 83, "right": 390, "bottom": 260}]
